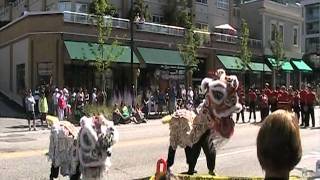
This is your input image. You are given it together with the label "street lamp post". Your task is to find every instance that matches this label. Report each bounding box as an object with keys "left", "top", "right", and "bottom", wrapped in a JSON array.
[{"left": 130, "top": 0, "right": 134, "bottom": 106}]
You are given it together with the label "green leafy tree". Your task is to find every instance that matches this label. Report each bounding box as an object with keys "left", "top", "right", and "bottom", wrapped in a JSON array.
[
  {"left": 89, "top": 0, "right": 118, "bottom": 16},
  {"left": 129, "top": 0, "right": 151, "bottom": 21},
  {"left": 178, "top": 15, "right": 200, "bottom": 87},
  {"left": 238, "top": 19, "right": 252, "bottom": 91},
  {"left": 269, "top": 25, "right": 286, "bottom": 88},
  {"left": 163, "top": 0, "right": 193, "bottom": 28},
  {"left": 90, "top": 0, "right": 123, "bottom": 103}
]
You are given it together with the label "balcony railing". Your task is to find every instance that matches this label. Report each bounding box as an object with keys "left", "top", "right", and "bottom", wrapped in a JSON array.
[
  {"left": 136, "top": 22, "right": 185, "bottom": 36},
  {"left": 63, "top": 11, "right": 129, "bottom": 29},
  {"left": 62, "top": 11, "right": 262, "bottom": 47},
  {"left": 63, "top": 11, "right": 184, "bottom": 36},
  {"left": 213, "top": 32, "right": 238, "bottom": 44}
]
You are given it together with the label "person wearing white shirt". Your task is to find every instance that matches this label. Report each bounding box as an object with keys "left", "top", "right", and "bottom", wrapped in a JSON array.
[
  {"left": 52, "top": 88, "right": 59, "bottom": 116},
  {"left": 92, "top": 88, "right": 97, "bottom": 105},
  {"left": 25, "top": 89, "right": 36, "bottom": 131}
]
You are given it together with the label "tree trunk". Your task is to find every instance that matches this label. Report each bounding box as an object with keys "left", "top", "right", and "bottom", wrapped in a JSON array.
[
  {"left": 272, "top": 70, "right": 276, "bottom": 90},
  {"left": 101, "top": 72, "right": 107, "bottom": 106}
]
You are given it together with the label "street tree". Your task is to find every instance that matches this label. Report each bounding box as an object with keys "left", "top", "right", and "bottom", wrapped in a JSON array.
[
  {"left": 129, "top": 0, "right": 151, "bottom": 21},
  {"left": 238, "top": 19, "right": 252, "bottom": 92},
  {"left": 178, "top": 14, "right": 200, "bottom": 88},
  {"left": 89, "top": 0, "right": 117, "bottom": 16},
  {"left": 163, "top": 0, "right": 193, "bottom": 28},
  {"left": 90, "top": 0, "right": 123, "bottom": 104},
  {"left": 269, "top": 25, "right": 286, "bottom": 88}
]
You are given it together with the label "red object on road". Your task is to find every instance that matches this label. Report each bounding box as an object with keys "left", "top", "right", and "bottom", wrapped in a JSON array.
[{"left": 155, "top": 158, "right": 167, "bottom": 180}]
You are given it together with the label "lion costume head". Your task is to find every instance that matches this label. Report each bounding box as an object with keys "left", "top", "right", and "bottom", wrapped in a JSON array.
[{"left": 200, "top": 69, "right": 242, "bottom": 138}]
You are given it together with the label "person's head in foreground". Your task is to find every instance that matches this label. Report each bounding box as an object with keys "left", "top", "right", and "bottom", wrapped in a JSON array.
[{"left": 257, "top": 110, "right": 302, "bottom": 179}]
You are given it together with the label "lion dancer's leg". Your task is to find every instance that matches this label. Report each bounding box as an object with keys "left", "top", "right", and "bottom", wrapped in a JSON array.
[
  {"left": 188, "top": 130, "right": 216, "bottom": 175},
  {"left": 49, "top": 163, "right": 59, "bottom": 180},
  {"left": 166, "top": 145, "right": 194, "bottom": 174},
  {"left": 166, "top": 146, "right": 176, "bottom": 172}
]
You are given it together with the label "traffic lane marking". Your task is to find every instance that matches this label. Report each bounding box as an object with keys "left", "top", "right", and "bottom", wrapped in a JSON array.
[
  {"left": 1, "top": 136, "right": 318, "bottom": 160},
  {"left": 0, "top": 137, "right": 169, "bottom": 159}
]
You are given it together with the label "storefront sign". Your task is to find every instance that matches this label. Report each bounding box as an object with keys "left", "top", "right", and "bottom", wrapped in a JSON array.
[
  {"left": 160, "top": 70, "right": 184, "bottom": 80},
  {"left": 38, "top": 62, "right": 53, "bottom": 76}
]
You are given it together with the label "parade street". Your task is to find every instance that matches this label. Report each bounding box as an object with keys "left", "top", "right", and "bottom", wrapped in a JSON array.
[{"left": 0, "top": 108, "right": 319, "bottom": 180}]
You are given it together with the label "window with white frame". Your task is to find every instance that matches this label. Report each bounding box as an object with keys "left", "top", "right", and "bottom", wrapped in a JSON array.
[
  {"left": 271, "top": 23, "right": 276, "bottom": 41},
  {"left": 217, "top": 0, "right": 229, "bottom": 10},
  {"left": 75, "top": 3, "right": 88, "bottom": 13},
  {"left": 279, "top": 24, "right": 284, "bottom": 42},
  {"left": 152, "top": 15, "right": 164, "bottom": 23},
  {"left": 196, "top": 0, "right": 208, "bottom": 4},
  {"left": 293, "top": 26, "right": 298, "bottom": 46},
  {"left": 58, "top": 1, "right": 72, "bottom": 12},
  {"left": 196, "top": 22, "right": 209, "bottom": 31}
]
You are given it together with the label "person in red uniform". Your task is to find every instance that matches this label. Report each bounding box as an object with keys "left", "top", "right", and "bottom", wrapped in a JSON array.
[
  {"left": 277, "top": 86, "right": 292, "bottom": 111},
  {"left": 305, "top": 85, "right": 316, "bottom": 127},
  {"left": 263, "top": 83, "right": 272, "bottom": 113},
  {"left": 236, "top": 89, "right": 245, "bottom": 123},
  {"left": 292, "top": 90, "right": 301, "bottom": 121},
  {"left": 259, "top": 90, "right": 269, "bottom": 122},
  {"left": 248, "top": 88, "right": 257, "bottom": 122},
  {"left": 299, "top": 84, "right": 308, "bottom": 126},
  {"left": 269, "top": 88, "right": 279, "bottom": 112}
]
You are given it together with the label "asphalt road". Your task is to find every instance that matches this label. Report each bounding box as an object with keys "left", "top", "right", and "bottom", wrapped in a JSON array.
[{"left": 0, "top": 110, "right": 319, "bottom": 180}]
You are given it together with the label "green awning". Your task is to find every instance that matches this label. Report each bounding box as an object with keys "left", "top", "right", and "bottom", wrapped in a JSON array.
[
  {"left": 267, "top": 58, "right": 293, "bottom": 71},
  {"left": 291, "top": 59, "right": 312, "bottom": 72},
  {"left": 248, "top": 62, "right": 272, "bottom": 72},
  {"left": 217, "top": 55, "right": 243, "bottom": 70},
  {"left": 137, "top": 47, "right": 185, "bottom": 66},
  {"left": 64, "top": 41, "right": 139, "bottom": 63}
]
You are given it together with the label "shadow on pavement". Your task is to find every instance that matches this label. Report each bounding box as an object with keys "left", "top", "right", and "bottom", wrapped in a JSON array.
[
  {"left": 6, "top": 124, "right": 47, "bottom": 129},
  {"left": 132, "top": 177, "right": 152, "bottom": 180},
  {"left": 0, "top": 93, "right": 25, "bottom": 119}
]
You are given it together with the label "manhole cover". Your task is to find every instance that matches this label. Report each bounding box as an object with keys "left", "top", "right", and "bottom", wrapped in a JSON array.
[
  {"left": 0, "top": 134, "right": 25, "bottom": 138},
  {"left": 0, "top": 137, "right": 35, "bottom": 143}
]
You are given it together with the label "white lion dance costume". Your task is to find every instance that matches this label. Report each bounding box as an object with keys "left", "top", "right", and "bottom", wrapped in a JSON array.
[
  {"left": 164, "top": 69, "right": 242, "bottom": 175},
  {"left": 48, "top": 115, "right": 119, "bottom": 180}
]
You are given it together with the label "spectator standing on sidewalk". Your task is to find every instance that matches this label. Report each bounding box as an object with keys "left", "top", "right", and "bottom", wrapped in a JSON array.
[
  {"left": 34, "top": 88, "right": 40, "bottom": 117},
  {"left": 91, "top": 88, "right": 98, "bottom": 105},
  {"left": 39, "top": 92, "right": 48, "bottom": 127},
  {"left": 57, "top": 91, "right": 66, "bottom": 121},
  {"left": 168, "top": 87, "right": 176, "bottom": 114},
  {"left": 305, "top": 85, "right": 316, "bottom": 127},
  {"left": 248, "top": 88, "right": 257, "bottom": 122},
  {"left": 52, "top": 88, "right": 59, "bottom": 116},
  {"left": 25, "top": 89, "right": 36, "bottom": 131},
  {"left": 236, "top": 88, "right": 245, "bottom": 123}
]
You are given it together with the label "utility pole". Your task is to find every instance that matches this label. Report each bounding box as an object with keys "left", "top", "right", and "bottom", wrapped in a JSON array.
[{"left": 130, "top": 0, "right": 134, "bottom": 106}]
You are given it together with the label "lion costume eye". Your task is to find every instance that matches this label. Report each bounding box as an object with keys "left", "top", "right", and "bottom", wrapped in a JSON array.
[
  {"left": 225, "top": 95, "right": 237, "bottom": 106},
  {"left": 212, "top": 90, "right": 224, "bottom": 101}
]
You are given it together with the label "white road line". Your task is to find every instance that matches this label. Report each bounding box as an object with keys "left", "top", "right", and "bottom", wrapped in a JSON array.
[{"left": 198, "top": 148, "right": 256, "bottom": 161}]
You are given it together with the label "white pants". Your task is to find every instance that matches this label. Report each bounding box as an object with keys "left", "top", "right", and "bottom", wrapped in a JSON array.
[{"left": 58, "top": 108, "right": 64, "bottom": 121}]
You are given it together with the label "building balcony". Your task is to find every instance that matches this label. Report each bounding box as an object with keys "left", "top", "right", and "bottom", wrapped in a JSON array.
[
  {"left": 0, "top": 7, "right": 10, "bottom": 21},
  {"left": 63, "top": 11, "right": 262, "bottom": 49}
]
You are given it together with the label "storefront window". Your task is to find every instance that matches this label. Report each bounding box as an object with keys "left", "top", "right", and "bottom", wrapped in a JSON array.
[{"left": 16, "top": 64, "right": 25, "bottom": 93}]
